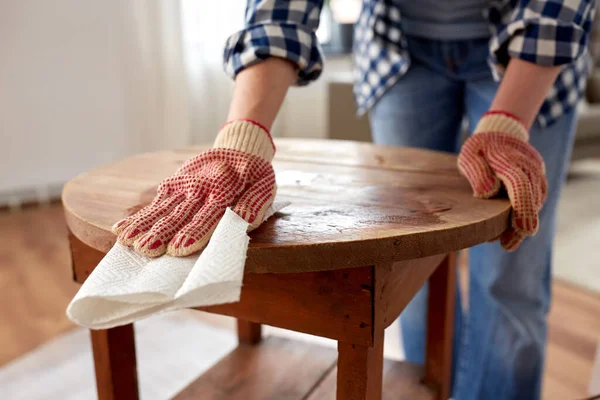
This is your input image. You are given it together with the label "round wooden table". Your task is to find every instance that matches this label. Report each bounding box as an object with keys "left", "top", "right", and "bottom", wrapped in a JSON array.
[{"left": 63, "top": 139, "right": 510, "bottom": 400}]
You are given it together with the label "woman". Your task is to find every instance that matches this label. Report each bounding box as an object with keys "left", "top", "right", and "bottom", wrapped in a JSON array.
[{"left": 112, "top": 1, "right": 596, "bottom": 398}]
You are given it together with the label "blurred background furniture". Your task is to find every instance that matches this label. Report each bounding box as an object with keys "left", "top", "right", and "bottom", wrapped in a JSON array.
[
  {"left": 326, "top": 65, "right": 600, "bottom": 160},
  {"left": 575, "top": 14, "right": 600, "bottom": 160}
]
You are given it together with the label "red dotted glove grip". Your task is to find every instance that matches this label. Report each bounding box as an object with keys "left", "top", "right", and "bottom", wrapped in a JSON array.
[
  {"left": 112, "top": 120, "right": 276, "bottom": 257},
  {"left": 458, "top": 112, "right": 547, "bottom": 251}
]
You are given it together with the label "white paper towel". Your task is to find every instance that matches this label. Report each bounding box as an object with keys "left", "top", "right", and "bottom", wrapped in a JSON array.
[{"left": 67, "top": 202, "right": 289, "bottom": 329}]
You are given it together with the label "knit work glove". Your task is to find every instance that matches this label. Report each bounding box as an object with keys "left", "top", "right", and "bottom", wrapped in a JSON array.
[
  {"left": 112, "top": 120, "right": 277, "bottom": 257},
  {"left": 457, "top": 111, "right": 547, "bottom": 251}
]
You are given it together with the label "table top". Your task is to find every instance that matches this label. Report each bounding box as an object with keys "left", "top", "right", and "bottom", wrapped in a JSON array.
[{"left": 62, "top": 139, "right": 511, "bottom": 273}]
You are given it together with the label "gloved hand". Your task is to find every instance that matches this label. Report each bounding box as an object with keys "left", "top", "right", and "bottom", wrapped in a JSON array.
[
  {"left": 457, "top": 111, "right": 547, "bottom": 251},
  {"left": 112, "top": 119, "right": 277, "bottom": 257}
]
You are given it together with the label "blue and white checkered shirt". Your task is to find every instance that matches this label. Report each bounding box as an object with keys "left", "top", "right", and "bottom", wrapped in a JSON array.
[{"left": 223, "top": 0, "right": 597, "bottom": 127}]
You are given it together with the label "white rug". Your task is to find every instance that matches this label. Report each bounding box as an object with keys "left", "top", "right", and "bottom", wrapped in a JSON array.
[
  {"left": 553, "top": 160, "right": 600, "bottom": 294},
  {"left": 0, "top": 311, "right": 403, "bottom": 400},
  {"left": 0, "top": 311, "right": 237, "bottom": 400}
]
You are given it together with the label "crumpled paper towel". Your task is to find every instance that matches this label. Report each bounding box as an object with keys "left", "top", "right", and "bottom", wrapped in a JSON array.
[{"left": 67, "top": 202, "right": 289, "bottom": 329}]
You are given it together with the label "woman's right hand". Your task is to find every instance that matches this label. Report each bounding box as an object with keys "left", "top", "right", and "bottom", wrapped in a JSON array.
[{"left": 112, "top": 120, "right": 277, "bottom": 257}]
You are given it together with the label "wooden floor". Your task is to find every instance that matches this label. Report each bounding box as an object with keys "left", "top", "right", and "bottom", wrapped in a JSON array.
[
  {"left": 0, "top": 204, "right": 598, "bottom": 399},
  {"left": 0, "top": 204, "right": 80, "bottom": 365}
]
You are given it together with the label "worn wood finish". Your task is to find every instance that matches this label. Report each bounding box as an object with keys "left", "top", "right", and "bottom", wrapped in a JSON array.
[
  {"left": 69, "top": 232, "right": 105, "bottom": 283},
  {"left": 424, "top": 253, "right": 457, "bottom": 400},
  {"left": 62, "top": 140, "right": 511, "bottom": 274},
  {"left": 90, "top": 324, "right": 139, "bottom": 400},
  {"left": 69, "top": 234, "right": 373, "bottom": 344},
  {"left": 333, "top": 253, "right": 423, "bottom": 400},
  {"left": 236, "top": 320, "right": 262, "bottom": 345},
  {"left": 5, "top": 204, "right": 599, "bottom": 399},
  {"left": 307, "top": 360, "right": 435, "bottom": 400},
  {"left": 174, "top": 337, "right": 338, "bottom": 400},
  {"left": 60, "top": 140, "right": 509, "bottom": 398},
  {"left": 375, "top": 255, "right": 446, "bottom": 329},
  {"left": 174, "top": 336, "right": 435, "bottom": 400},
  {"left": 333, "top": 261, "right": 389, "bottom": 400},
  {"left": 336, "top": 336, "right": 385, "bottom": 400},
  {"left": 197, "top": 266, "right": 374, "bottom": 345}
]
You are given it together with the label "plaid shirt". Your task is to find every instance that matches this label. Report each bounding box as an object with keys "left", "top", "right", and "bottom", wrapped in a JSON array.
[{"left": 223, "top": 0, "right": 597, "bottom": 127}]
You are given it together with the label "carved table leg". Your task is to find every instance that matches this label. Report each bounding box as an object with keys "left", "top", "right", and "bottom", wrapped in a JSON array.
[
  {"left": 90, "top": 324, "right": 139, "bottom": 400},
  {"left": 424, "top": 252, "right": 457, "bottom": 400},
  {"left": 237, "top": 320, "right": 262, "bottom": 345}
]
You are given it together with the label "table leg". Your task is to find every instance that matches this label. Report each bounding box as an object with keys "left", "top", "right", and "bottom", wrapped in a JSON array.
[
  {"left": 424, "top": 252, "right": 457, "bottom": 400},
  {"left": 237, "top": 320, "right": 262, "bottom": 345},
  {"left": 90, "top": 324, "right": 139, "bottom": 400},
  {"left": 336, "top": 331, "right": 384, "bottom": 400}
]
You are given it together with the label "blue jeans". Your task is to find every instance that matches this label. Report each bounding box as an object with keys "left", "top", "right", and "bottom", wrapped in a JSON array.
[{"left": 368, "top": 36, "right": 577, "bottom": 400}]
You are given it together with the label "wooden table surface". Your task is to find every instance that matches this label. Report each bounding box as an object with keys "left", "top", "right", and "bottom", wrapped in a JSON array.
[{"left": 62, "top": 139, "right": 511, "bottom": 273}]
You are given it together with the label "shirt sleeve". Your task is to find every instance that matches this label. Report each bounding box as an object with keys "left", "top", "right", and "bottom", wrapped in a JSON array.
[
  {"left": 223, "top": 0, "right": 325, "bottom": 85},
  {"left": 488, "top": 0, "right": 597, "bottom": 68}
]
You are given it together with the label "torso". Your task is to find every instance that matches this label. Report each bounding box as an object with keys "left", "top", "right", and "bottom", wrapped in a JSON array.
[{"left": 393, "top": 0, "right": 491, "bottom": 40}]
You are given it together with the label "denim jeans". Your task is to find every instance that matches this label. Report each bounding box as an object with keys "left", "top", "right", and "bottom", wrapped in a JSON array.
[{"left": 368, "top": 36, "right": 577, "bottom": 400}]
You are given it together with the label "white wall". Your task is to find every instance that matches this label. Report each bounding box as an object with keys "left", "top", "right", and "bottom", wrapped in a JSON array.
[
  {"left": 280, "top": 57, "right": 353, "bottom": 139},
  {"left": 0, "top": 0, "right": 133, "bottom": 195},
  {"left": 0, "top": 0, "right": 351, "bottom": 203}
]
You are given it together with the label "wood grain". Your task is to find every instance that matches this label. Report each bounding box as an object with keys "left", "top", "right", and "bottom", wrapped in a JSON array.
[
  {"left": 237, "top": 320, "right": 262, "bottom": 345},
  {"left": 174, "top": 336, "right": 435, "bottom": 400},
  {"left": 62, "top": 139, "right": 511, "bottom": 274},
  {"left": 424, "top": 253, "right": 457, "bottom": 400},
  {"left": 332, "top": 261, "right": 391, "bottom": 400},
  {"left": 195, "top": 266, "right": 374, "bottom": 345},
  {"left": 375, "top": 255, "right": 446, "bottom": 329},
  {"left": 330, "top": 254, "right": 442, "bottom": 400},
  {"left": 336, "top": 338, "right": 385, "bottom": 400},
  {"left": 90, "top": 324, "right": 139, "bottom": 400},
  {"left": 2, "top": 205, "right": 597, "bottom": 399},
  {"left": 307, "top": 360, "right": 435, "bottom": 400},
  {"left": 69, "top": 230, "right": 374, "bottom": 345},
  {"left": 173, "top": 337, "right": 338, "bottom": 400},
  {"left": 69, "top": 232, "right": 105, "bottom": 283}
]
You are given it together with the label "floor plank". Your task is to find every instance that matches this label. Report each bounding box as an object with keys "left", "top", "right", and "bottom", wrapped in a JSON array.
[
  {"left": 306, "top": 359, "right": 434, "bottom": 400},
  {"left": 175, "top": 336, "right": 434, "bottom": 400},
  {"left": 0, "top": 204, "right": 79, "bottom": 365},
  {"left": 543, "top": 281, "right": 600, "bottom": 399},
  {"left": 174, "top": 337, "right": 338, "bottom": 400}
]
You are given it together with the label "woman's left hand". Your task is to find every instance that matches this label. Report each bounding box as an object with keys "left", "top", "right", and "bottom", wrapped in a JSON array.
[{"left": 457, "top": 111, "right": 547, "bottom": 251}]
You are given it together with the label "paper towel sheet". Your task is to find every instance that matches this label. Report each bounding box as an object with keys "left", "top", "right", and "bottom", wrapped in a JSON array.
[{"left": 67, "top": 202, "right": 290, "bottom": 329}]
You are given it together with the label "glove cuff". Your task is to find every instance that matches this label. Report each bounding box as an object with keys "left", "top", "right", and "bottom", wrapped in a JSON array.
[
  {"left": 214, "top": 119, "right": 276, "bottom": 162},
  {"left": 473, "top": 111, "right": 529, "bottom": 142}
]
